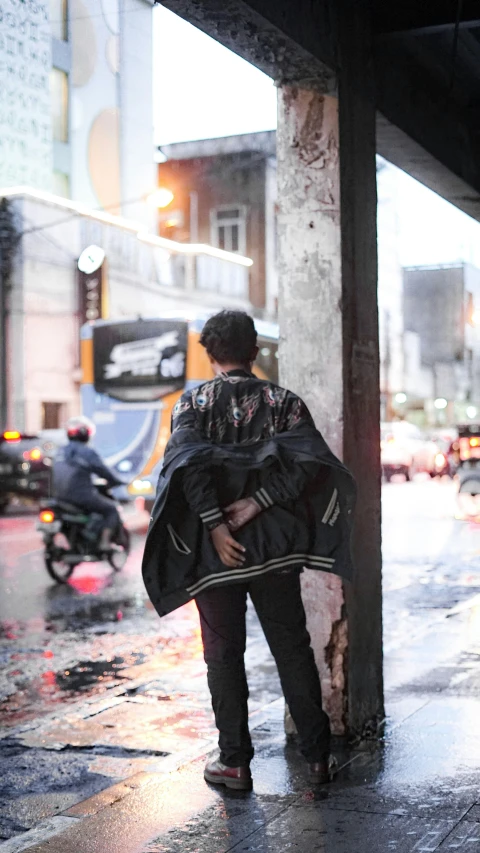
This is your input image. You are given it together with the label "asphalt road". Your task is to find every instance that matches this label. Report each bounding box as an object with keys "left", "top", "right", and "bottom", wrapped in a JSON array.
[{"left": 2, "top": 476, "right": 480, "bottom": 841}]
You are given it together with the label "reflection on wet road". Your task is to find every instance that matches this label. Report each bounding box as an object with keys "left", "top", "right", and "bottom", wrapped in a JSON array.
[
  {"left": 0, "top": 506, "right": 281, "bottom": 733},
  {"left": 0, "top": 515, "right": 159, "bottom": 726},
  {"left": 2, "top": 479, "right": 480, "bottom": 726},
  {"left": 382, "top": 477, "right": 480, "bottom": 695}
]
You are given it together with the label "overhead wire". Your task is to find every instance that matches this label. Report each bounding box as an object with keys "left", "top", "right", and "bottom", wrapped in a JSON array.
[{"left": 21, "top": 214, "right": 78, "bottom": 261}]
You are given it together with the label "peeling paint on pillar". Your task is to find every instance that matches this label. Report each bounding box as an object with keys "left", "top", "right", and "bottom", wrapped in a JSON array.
[{"left": 277, "top": 86, "right": 347, "bottom": 734}]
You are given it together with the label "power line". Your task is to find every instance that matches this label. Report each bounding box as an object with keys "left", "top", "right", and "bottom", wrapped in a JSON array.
[{"left": 21, "top": 214, "right": 77, "bottom": 260}]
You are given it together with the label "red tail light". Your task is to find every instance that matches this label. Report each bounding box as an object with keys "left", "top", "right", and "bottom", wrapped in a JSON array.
[{"left": 39, "top": 510, "right": 55, "bottom": 524}]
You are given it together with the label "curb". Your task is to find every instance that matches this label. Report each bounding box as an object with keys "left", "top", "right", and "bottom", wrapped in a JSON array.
[{"left": 0, "top": 698, "right": 285, "bottom": 853}]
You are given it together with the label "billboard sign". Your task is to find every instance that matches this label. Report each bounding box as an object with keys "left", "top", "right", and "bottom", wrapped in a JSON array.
[{"left": 92, "top": 320, "right": 188, "bottom": 401}]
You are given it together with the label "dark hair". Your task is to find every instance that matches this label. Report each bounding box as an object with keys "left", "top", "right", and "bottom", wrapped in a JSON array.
[{"left": 199, "top": 311, "right": 257, "bottom": 364}]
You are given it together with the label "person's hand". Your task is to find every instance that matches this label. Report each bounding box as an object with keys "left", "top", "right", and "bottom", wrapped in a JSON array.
[
  {"left": 224, "top": 498, "right": 261, "bottom": 533},
  {"left": 210, "top": 523, "right": 246, "bottom": 568}
]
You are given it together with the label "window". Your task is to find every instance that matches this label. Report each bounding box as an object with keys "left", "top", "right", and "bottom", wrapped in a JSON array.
[
  {"left": 50, "top": 68, "right": 69, "bottom": 143},
  {"left": 50, "top": 0, "right": 68, "bottom": 41},
  {"left": 42, "top": 403, "right": 63, "bottom": 430},
  {"left": 211, "top": 207, "right": 246, "bottom": 254}
]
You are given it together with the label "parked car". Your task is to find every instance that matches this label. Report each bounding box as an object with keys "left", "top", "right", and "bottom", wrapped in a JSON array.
[
  {"left": 381, "top": 421, "right": 440, "bottom": 481},
  {"left": 0, "top": 429, "right": 65, "bottom": 512}
]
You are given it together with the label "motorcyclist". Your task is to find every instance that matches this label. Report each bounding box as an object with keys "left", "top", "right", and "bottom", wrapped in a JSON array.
[{"left": 53, "top": 416, "right": 122, "bottom": 551}]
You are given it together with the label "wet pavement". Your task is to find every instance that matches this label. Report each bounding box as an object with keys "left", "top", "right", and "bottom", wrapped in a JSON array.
[
  {"left": 0, "top": 505, "right": 282, "bottom": 841},
  {"left": 2, "top": 477, "right": 480, "bottom": 851}
]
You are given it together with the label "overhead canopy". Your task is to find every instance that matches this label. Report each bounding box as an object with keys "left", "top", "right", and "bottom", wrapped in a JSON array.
[{"left": 159, "top": 0, "right": 480, "bottom": 221}]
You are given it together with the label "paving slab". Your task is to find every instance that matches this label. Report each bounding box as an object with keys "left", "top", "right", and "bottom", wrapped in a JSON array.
[
  {"left": 143, "top": 796, "right": 293, "bottom": 853},
  {"left": 463, "top": 806, "right": 480, "bottom": 823},
  {"left": 223, "top": 810, "right": 457, "bottom": 853},
  {"left": 438, "top": 821, "right": 480, "bottom": 848},
  {"left": 18, "top": 697, "right": 217, "bottom": 755}
]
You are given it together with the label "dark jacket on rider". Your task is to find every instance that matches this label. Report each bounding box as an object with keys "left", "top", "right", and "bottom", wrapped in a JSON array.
[{"left": 53, "top": 441, "right": 122, "bottom": 526}]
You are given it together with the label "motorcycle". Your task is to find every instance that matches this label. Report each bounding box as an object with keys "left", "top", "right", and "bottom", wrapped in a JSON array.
[{"left": 36, "top": 484, "right": 130, "bottom": 583}]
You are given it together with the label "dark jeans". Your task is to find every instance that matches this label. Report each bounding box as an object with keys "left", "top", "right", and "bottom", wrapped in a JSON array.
[
  {"left": 195, "top": 570, "right": 331, "bottom": 767},
  {"left": 73, "top": 492, "right": 119, "bottom": 530}
]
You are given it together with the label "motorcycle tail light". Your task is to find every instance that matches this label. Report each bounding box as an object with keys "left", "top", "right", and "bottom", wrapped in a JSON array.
[{"left": 39, "top": 510, "right": 55, "bottom": 524}]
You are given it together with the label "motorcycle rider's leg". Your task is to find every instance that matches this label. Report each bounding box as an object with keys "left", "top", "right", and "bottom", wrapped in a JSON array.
[
  {"left": 75, "top": 493, "right": 120, "bottom": 551},
  {"left": 99, "top": 527, "right": 113, "bottom": 551}
]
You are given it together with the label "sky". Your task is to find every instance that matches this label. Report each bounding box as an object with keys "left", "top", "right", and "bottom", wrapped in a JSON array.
[
  {"left": 153, "top": 5, "right": 277, "bottom": 145},
  {"left": 153, "top": 5, "right": 480, "bottom": 269}
]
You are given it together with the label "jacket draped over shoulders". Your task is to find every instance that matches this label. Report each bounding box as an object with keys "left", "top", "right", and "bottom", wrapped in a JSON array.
[{"left": 142, "top": 422, "right": 356, "bottom": 618}]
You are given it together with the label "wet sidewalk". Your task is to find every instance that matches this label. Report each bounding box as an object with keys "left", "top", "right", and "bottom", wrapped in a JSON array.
[
  {"left": 4, "top": 693, "right": 480, "bottom": 853},
  {"left": 3, "top": 479, "right": 480, "bottom": 852},
  {"left": 4, "top": 560, "right": 480, "bottom": 853}
]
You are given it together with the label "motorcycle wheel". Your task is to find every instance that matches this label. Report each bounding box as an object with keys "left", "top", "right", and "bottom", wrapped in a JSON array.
[
  {"left": 45, "top": 550, "right": 76, "bottom": 583},
  {"left": 108, "top": 525, "right": 130, "bottom": 572}
]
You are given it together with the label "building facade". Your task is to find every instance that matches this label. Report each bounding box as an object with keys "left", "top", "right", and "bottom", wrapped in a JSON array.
[
  {"left": 158, "top": 131, "right": 278, "bottom": 317},
  {"left": 158, "top": 137, "right": 405, "bottom": 388},
  {"left": 2, "top": 189, "right": 253, "bottom": 433},
  {"left": 403, "top": 263, "right": 480, "bottom": 423},
  {"left": 0, "top": 0, "right": 155, "bottom": 227}
]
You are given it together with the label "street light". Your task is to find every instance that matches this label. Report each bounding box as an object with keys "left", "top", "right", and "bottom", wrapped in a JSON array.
[
  {"left": 434, "top": 397, "right": 448, "bottom": 410},
  {"left": 395, "top": 392, "right": 407, "bottom": 404},
  {"left": 146, "top": 188, "right": 174, "bottom": 210},
  {"left": 467, "top": 406, "right": 477, "bottom": 419}
]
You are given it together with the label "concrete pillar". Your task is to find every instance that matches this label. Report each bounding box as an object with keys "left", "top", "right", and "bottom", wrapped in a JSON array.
[{"left": 277, "top": 59, "right": 382, "bottom": 734}]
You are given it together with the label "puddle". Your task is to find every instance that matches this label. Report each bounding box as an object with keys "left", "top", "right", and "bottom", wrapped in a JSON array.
[
  {"left": 55, "top": 655, "right": 145, "bottom": 692},
  {"left": 0, "top": 653, "right": 146, "bottom": 726}
]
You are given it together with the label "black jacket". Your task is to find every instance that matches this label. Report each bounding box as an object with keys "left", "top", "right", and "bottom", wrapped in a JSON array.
[
  {"left": 142, "top": 371, "right": 356, "bottom": 618},
  {"left": 53, "top": 441, "right": 121, "bottom": 503}
]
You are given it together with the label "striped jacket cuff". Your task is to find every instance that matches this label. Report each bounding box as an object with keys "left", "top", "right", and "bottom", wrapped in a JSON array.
[
  {"left": 255, "top": 488, "right": 274, "bottom": 510},
  {"left": 200, "top": 507, "right": 224, "bottom": 528}
]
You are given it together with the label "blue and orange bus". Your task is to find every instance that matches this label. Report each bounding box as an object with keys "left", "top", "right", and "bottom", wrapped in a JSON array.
[{"left": 80, "top": 315, "right": 279, "bottom": 501}]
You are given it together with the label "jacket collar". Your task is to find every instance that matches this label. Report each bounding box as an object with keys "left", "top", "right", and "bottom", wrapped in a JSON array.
[{"left": 220, "top": 369, "right": 253, "bottom": 379}]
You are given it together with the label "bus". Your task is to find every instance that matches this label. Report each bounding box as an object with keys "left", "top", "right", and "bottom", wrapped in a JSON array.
[{"left": 80, "top": 315, "right": 279, "bottom": 501}]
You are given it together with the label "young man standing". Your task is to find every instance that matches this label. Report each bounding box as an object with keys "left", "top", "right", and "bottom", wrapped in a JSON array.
[{"left": 142, "top": 311, "right": 355, "bottom": 791}]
